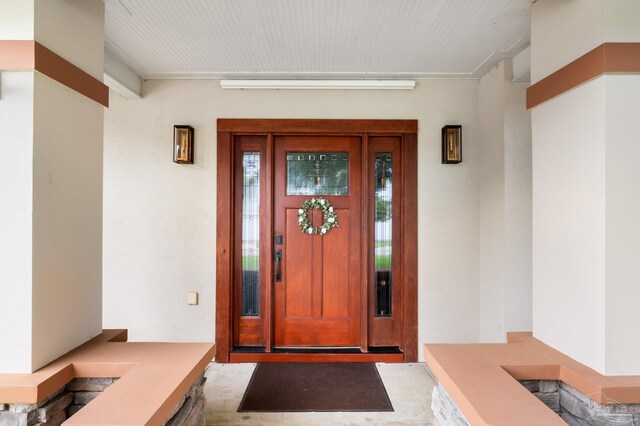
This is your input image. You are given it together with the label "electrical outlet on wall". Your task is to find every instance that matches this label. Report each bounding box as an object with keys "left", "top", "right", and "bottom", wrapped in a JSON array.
[{"left": 187, "top": 292, "right": 199, "bottom": 305}]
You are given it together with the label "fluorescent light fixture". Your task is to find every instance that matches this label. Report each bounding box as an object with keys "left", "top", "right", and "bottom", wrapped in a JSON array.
[{"left": 220, "top": 79, "right": 415, "bottom": 90}]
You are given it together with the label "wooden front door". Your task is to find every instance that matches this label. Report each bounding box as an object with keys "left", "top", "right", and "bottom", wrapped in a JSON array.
[
  {"left": 273, "top": 135, "right": 362, "bottom": 346},
  {"left": 216, "top": 119, "right": 418, "bottom": 363}
]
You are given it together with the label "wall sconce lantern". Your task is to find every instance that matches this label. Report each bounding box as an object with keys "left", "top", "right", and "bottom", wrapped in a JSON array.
[
  {"left": 173, "top": 125, "right": 194, "bottom": 164},
  {"left": 441, "top": 125, "right": 462, "bottom": 164}
]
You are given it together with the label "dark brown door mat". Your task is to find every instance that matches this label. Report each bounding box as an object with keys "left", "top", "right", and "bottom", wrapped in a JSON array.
[{"left": 238, "top": 362, "right": 394, "bottom": 412}]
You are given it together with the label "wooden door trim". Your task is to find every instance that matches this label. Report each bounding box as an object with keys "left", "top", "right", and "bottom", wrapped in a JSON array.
[
  {"left": 216, "top": 119, "right": 418, "bottom": 362},
  {"left": 401, "top": 133, "right": 419, "bottom": 361},
  {"left": 360, "top": 134, "right": 370, "bottom": 353},
  {"left": 229, "top": 352, "right": 404, "bottom": 363},
  {"left": 215, "top": 131, "right": 233, "bottom": 362},
  {"left": 264, "top": 134, "right": 274, "bottom": 352},
  {"left": 218, "top": 119, "right": 418, "bottom": 134}
]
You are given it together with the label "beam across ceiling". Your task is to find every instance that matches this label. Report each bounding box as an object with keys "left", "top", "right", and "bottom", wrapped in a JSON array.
[{"left": 104, "top": 49, "right": 141, "bottom": 99}]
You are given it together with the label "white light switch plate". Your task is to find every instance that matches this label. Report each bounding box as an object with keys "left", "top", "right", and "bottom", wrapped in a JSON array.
[{"left": 188, "top": 292, "right": 199, "bottom": 305}]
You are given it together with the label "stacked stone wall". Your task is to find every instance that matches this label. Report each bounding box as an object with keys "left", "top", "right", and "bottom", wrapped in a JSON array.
[
  {"left": 163, "top": 373, "right": 207, "bottom": 426},
  {"left": 0, "top": 377, "right": 116, "bottom": 426},
  {"left": 522, "top": 380, "right": 640, "bottom": 426},
  {"left": 431, "top": 380, "right": 640, "bottom": 426},
  {"left": 431, "top": 384, "right": 470, "bottom": 426},
  {"left": 0, "top": 372, "right": 205, "bottom": 426},
  {"left": 66, "top": 377, "right": 118, "bottom": 418},
  {"left": 520, "top": 379, "right": 560, "bottom": 413}
]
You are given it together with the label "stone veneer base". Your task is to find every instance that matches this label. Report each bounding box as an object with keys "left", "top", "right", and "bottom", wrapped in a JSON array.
[
  {"left": 0, "top": 377, "right": 118, "bottom": 426},
  {"left": 0, "top": 372, "right": 206, "bottom": 426},
  {"left": 163, "top": 372, "right": 207, "bottom": 426},
  {"left": 432, "top": 380, "right": 640, "bottom": 426},
  {"left": 431, "top": 384, "right": 470, "bottom": 426}
]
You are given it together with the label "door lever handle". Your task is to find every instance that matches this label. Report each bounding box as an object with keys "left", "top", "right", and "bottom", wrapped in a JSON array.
[{"left": 274, "top": 249, "right": 282, "bottom": 282}]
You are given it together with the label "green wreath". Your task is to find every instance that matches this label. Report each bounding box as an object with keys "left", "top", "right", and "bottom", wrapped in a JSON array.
[{"left": 298, "top": 197, "right": 339, "bottom": 235}]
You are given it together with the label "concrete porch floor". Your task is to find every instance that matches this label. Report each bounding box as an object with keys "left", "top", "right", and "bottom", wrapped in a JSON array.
[{"left": 203, "top": 362, "right": 437, "bottom": 425}]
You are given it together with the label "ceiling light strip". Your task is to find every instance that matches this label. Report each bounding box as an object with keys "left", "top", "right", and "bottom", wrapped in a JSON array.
[{"left": 220, "top": 79, "right": 415, "bottom": 90}]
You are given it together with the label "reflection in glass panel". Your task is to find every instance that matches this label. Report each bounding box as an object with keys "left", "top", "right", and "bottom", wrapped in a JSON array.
[
  {"left": 374, "top": 153, "right": 393, "bottom": 317},
  {"left": 242, "top": 152, "right": 260, "bottom": 316},
  {"left": 286, "top": 152, "right": 349, "bottom": 195}
]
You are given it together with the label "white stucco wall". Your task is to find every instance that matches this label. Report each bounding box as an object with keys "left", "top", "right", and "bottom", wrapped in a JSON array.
[
  {"left": 0, "top": 0, "right": 34, "bottom": 39},
  {"left": 31, "top": 73, "right": 104, "bottom": 371},
  {"left": 0, "top": 72, "right": 35, "bottom": 373},
  {"left": 478, "top": 62, "right": 506, "bottom": 342},
  {"left": 604, "top": 74, "right": 640, "bottom": 375},
  {"left": 34, "top": 0, "right": 105, "bottom": 80},
  {"left": 504, "top": 75, "right": 532, "bottom": 333},
  {"left": 477, "top": 60, "right": 532, "bottom": 342},
  {"left": 103, "top": 79, "right": 482, "bottom": 351},
  {"left": 605, "top": 0, "right": 640, "bottom": 42},
  {"left": 0, "top": 0, "right": 104, "bottom": 372},
  {"left": 531, "top": 0, "right": 640, "bottom": 84},
  {"left": 30, "top": 0, "right": 104, "bottom": 372},
  {"left": 532, "top": 74, "right": 640, "bottom": 376},
  {"left": 531, "top": 0, "right": 640, "bottom": 376},
  {"left": 531, "top": 77, "right": 607, "bottom": 374},
  {"left": 531, "top": 0, "right": 605, "bottom": 83}
]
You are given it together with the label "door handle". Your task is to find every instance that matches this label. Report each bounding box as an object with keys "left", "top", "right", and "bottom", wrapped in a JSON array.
[{"left": 274, "top": 249, "right": 282, "bottom": 282}]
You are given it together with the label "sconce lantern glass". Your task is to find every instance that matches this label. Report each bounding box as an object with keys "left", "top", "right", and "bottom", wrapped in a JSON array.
[
  {"left": 442, "top": 125, "right": 462, "bottom": 164},
  {"left": 173, "top": 125, "right": 194, "bottom": 164}
]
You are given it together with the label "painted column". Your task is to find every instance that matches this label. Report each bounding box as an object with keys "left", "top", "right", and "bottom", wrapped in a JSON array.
[
  {"left": 0, "top": 0, "right": 106, "bottom": 373},
  {"left": 530, "top": 0, "right": 640, "bottom": 375},
  {"left": 478, "top": 60, "right": 532, "bottom": 342}
]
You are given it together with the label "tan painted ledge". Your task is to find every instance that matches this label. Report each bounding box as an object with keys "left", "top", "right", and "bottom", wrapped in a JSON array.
[
  {"left": 0, "top": 330, "right": 215, "bottom": 425},
  {"left": 424, "top": 333, "right": 640, "bottom": 426}
]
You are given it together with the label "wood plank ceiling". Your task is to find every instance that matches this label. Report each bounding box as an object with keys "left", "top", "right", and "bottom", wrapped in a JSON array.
[{"left": 104, "top": 0, "right": 533, "bottom": 79}]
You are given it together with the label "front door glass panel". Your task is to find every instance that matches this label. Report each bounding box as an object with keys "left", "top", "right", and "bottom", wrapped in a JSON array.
[{"left": 286, "top": 152, "right": 349, "bottom": 195}]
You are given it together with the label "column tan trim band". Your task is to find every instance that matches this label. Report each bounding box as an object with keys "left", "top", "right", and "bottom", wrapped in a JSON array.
[
  {"left": 527, "top": 42, "right": 640, "bottom": 109},
  {"left": 0, "top": 40, "right": 109, "bottom": 107}
]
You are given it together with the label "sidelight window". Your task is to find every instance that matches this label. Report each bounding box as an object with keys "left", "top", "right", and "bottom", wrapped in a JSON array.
[
  {"left": 242, "top": 152, "right": 260, "bottom": 316},
  {"left": 374, "top": 153, "right": 393, "bottom": 317}
]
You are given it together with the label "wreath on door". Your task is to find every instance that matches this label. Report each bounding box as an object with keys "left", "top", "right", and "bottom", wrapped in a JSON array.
[{"left": 298, "top": 197, "right": 339, "bottom": 235}]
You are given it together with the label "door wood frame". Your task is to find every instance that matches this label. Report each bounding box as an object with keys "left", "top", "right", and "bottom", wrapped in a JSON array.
[{"left": 216, "top": 119, "right": 418, "bottom": 362}]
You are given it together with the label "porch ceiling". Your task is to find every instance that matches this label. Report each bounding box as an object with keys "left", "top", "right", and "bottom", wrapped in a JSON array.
[{"left": 104, "top": 0, "right": 533, "bottom": 80}]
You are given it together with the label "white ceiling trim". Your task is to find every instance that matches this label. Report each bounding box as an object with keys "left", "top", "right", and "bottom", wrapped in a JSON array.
[
  {"left": 470, "top": 36, "right": 530, "bottom": 79},
  {"left": 140, "top": 71, "right": 478, "bottom": 80}
]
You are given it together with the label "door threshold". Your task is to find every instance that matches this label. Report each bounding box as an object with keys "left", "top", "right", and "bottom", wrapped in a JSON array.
[{"left": 228, "top": 346, "right": 404, "bottom": 363}]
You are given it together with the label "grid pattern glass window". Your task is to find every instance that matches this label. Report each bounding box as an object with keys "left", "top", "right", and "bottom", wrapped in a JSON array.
[{"left": 286, "top": 152, "right": 349, "bottom": 195}]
